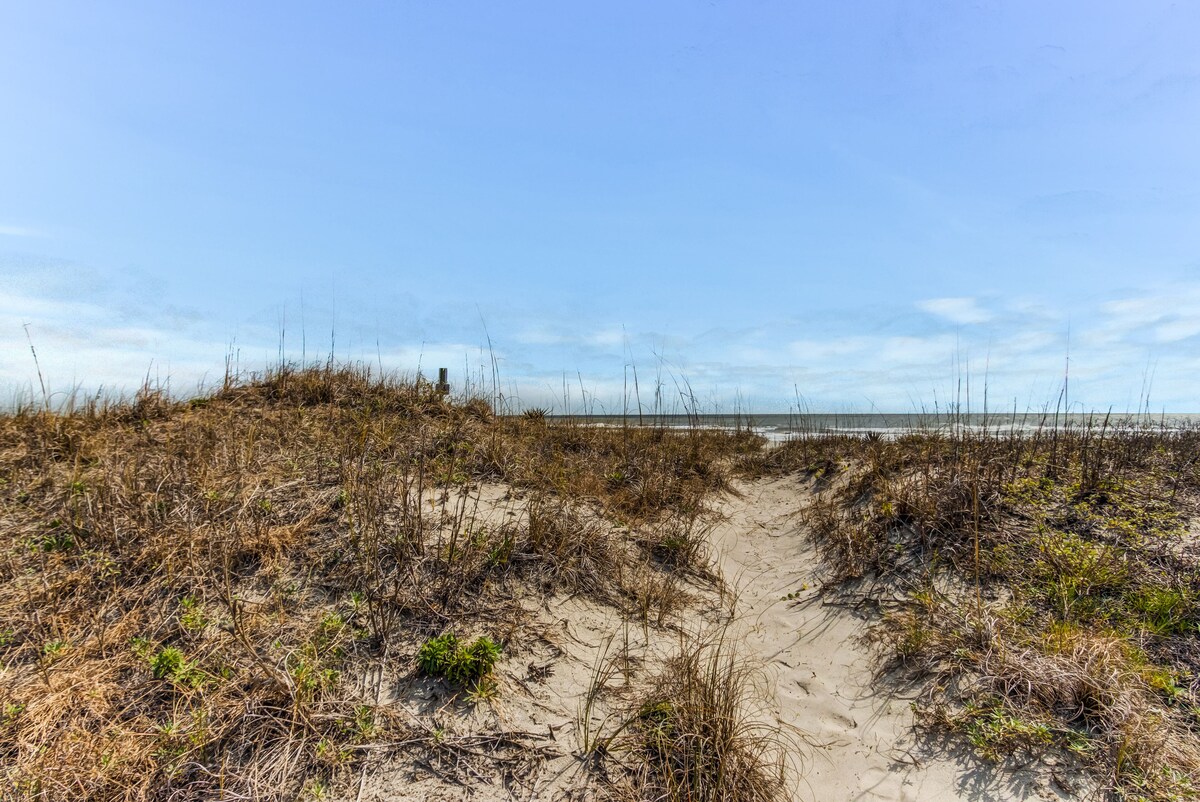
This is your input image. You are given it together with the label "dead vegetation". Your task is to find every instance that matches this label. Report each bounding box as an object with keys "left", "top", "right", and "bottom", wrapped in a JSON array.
[
  {"left": 615, "top": 634, "right": 792, "bottom": 802},
  {"left": 571, "top": 624, "right": 793, "bottom": 802},
  {"left": 12, "top": 359, "right": 1198, "bottom": 801},
  {"left": 0, "top": 363, "right": 770, "bottom": 801},
  {"left": 767, "top": 425, "right": 1200, "bottom": 800}
]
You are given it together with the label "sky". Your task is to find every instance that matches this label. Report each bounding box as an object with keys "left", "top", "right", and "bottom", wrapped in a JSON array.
[{"left": 3, "top": 1, "right": 1200, "bottom": 413}]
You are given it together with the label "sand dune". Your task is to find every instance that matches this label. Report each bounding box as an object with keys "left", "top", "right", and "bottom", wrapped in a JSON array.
[
  {"left": 346, "top": 475, "right": 1087, "bottom": 801},
  {"left": 710, "top": 476, "right": 1085, "bottom": 801}
]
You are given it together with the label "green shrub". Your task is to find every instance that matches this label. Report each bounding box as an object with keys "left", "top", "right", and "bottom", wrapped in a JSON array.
[
  {"left": 1130, "top": 587, "right": 1194, "bottom": 635},
  {"left": 416, "top": 632, "right": 501, "bottom": 687},
  {"left": 149, "top": 646, "right": 203, "bottom": 688},
  {"left": 150, "top": 647, "right": 187, "bottom": 679},
  {"left": 416, "top": 632, "right": 458, "bottom": 676},
  {"left": 962, "top": 699, "right": 1054, "bottom": 761}
]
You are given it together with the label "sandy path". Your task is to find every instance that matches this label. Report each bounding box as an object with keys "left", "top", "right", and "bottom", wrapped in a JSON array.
[
  {"left": 711, "top": 476, "right": 1072, "bottom": 802},
  {"left": 345, "top": 476, "right": 1080, "bottom": 801}
]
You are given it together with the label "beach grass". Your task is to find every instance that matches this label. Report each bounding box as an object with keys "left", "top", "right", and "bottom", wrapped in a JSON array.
[
  {"left": 0, "top": 362, "right": 763, "bottom": 801},
  {"left": 3, "top": 360, "right": 1199, "bottom": 800},
  {"left": 762, "top": 425, "right": 1200, "bottom": 800}
]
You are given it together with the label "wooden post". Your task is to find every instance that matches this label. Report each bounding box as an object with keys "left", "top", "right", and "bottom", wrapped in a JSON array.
[{"left": 436, "top": 367, "right": 450, "bottom": 395}]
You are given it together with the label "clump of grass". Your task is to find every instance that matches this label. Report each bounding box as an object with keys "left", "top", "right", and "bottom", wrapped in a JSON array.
[
  {"left": 610, "top": 634, "right": 792, "bottom": 802},
  {"left": 521, "top": 406, "right": 550, "bottom": 423},
  {"left": 638, "top": 509, "right": 715, "bottom": 579},
  {"left": 476, "top": 417, "right": 760, "bottom": 520}
]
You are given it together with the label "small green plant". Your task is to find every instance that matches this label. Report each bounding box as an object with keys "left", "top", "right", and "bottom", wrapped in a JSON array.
[
  {"left": 2, "top": 703, "right": 25, "bottom": 727},
  {"left": 434, "top": 468, "right": 469, "bottom": 486},
  {"left": 345, "top": 704, "right": 376, "bottom": 740},
  {"left": 178, "top": 596, "right": 207, "bottom": 633},
  {"left": 151, "top": 647, "right": 186, "bottom": 679},
  {"left": 416, "top": 632, "right": 501, "bottom": 688},
  {"left": 635, "top": 699, "right": 676, "bottom": 754},
  {"left": 605, "top": 468, "right": 629, "bottom": 489},
  {"left": 301, "top": 777, "right": 328, "bottom": 800},
  {"left": 315, "top": 736, "right": 352, "bottom": 767},
  {"left": 149, "top": 647, "right": 204, "bottom": 688},
  {"left": 42, "top": 640, "right": 67, "bottom": 658},
  {"left": 416, "top": 632, "right": 456, "bottom": 676},
  {"left": 485, "top": 531, "right": 515, "bottom": 569},
  {"left": 963, "top": 701, "right": 1054, "bottom": 761},
  {"left": 316, "top": 612, "right": 345, "bottom": 644},
  {"left": 654, "top": 533, "right": 689, "bottom": 558},
  {"left": 1142, "top": 664, "right": 1185, "bottom": 701},
  {"left": 466, "top": 678, "right": 500, "bottom": 703},
  {"left": 39, "top": 529, "right": 74, "bottom": 553},
  {"left": 289, "top": 655, "right": 339, "bottom": 697}
]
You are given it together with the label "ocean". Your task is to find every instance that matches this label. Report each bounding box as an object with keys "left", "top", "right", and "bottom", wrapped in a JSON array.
[{"left": 552, "top": 412, "right": 1200, "bottom": 443}]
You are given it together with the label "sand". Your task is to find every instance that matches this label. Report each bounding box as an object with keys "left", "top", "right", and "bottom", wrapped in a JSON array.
[
  {"left": 344, "top": 476, "right": 1089, "bottom": 801},
  {"left": 709, "top": 476, "right": 1085, "bottom": 801}
]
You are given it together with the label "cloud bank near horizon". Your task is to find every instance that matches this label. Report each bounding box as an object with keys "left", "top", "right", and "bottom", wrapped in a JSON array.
[{"left": 3, "top": 262, "right": 1196, "bottom": 414}]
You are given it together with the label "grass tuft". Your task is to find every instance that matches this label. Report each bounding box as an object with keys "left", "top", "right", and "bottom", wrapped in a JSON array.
[{"left": 614, "top": 633, "right": 792, "bottom": 802}]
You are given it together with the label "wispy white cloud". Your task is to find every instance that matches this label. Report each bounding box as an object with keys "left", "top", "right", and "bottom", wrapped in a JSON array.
[
  {"left": 1089, "top": 285, "right": 1200, "bottom": 347},
  {"left": 0, "top": 224, "right": 46, "bottom": 238},
  {"left": 1156, "top": 318, "right": 1200, "bottom": 343},
  {"left": 514, "top": 326, "right": 626, "bottom": 349},
  {"left": 1, "top": 291, "right": 231, "bottom": 398},
  {"left": 787, "top": 337, "right": 873, "bottom": 361},
  {"left": 916, "top": 296, "right": 993, "bottom": 325}
]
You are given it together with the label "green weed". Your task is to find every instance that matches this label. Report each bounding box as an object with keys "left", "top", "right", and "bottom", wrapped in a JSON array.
[
  {"left": 416, "top": 632, "right": 501, "bottom": 688},
  {"left": 149, "top": 647, "right": 204, "bottom": 688}
]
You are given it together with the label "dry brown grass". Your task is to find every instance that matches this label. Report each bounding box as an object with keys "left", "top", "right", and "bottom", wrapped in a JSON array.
[
  {"left": 766, "top": 425, "right": 1200, "bottom": 800},
  {"left": 617, "top": 635, "right": 791, "bottom": 802},
  {"left": 580, "top": 629, "right": 793, "bottom": 802},
  {"left": 0, "top": 363, "right": 763, "bottom": 801},
  {"left": 30, "top": 358, "right": 1197, "bottom": 800}
]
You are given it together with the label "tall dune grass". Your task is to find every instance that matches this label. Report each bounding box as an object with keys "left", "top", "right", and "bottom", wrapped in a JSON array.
[
  {"left": 0, "top": 362, "right": 763, "bottom": 801},
  {"left": 760, "top": 423, "right": 1200, "bottom": 799}
]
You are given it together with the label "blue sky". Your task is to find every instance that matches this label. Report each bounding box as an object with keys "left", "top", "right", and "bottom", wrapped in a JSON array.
[{"left": 3, "top": 1, "right": 1199, "bottom": 412}]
